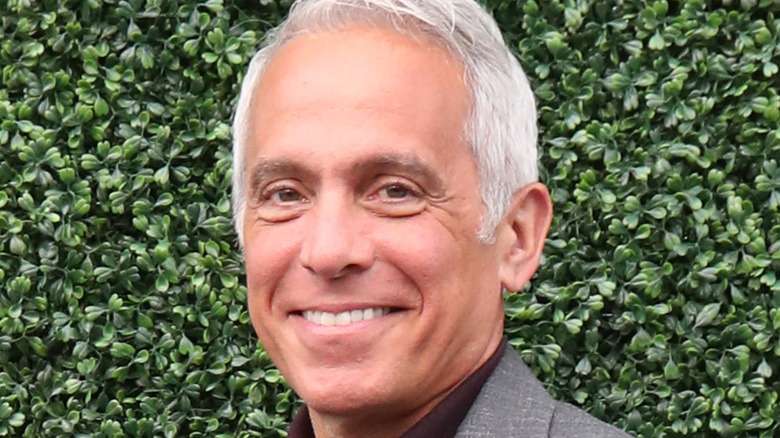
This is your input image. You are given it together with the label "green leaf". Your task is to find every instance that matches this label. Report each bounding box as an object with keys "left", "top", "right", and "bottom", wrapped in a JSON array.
[
  {"left": 649, "top": 32, "right": 665, "bottom": 50},
  {"left": 757, "top": 359, "right": 772, "bottom": 378},
  {"left": 694, "top": 303, "right": 721, "bottom": 328},
  {"left": 763, "top": 62, "right": 778, "bottom": 78},
  {"left": 94, "top": 95, "right": 109, "bottom": 116},
  {"left": 154, "top": 166, "right": 169, "bottom": 185},
  {"left": 110, "top": 342, "right": 136, "bottom": 359},
  {"left": 664, "top": 358, "right": 680, "bottom": 380},
  {"left": 138, "top": 45, "right": 154, "bottom": 69}
]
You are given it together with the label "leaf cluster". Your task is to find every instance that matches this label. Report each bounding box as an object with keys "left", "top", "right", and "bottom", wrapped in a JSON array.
[
  {"left": 1, "top": 0, "right": 296, "bottom": 436},
  {"left": 496, "top": 0, "right": 780, "bottom": 436}
]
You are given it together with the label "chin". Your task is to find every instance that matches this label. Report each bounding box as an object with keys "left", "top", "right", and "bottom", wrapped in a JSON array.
[
  {"left": 293, "top": 367, "right": 403, "bottom": 416},
  {"left": 302, "top": 385, "right": 389, "bottom": 416}
]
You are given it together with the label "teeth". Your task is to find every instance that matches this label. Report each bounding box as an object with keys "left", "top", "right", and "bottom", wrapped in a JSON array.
[
  {"left": 303, "top": 307, "right": 391, "bottom": 326},
  {"left": 335, "top": 311, "right": 351, "bottom": 326}
]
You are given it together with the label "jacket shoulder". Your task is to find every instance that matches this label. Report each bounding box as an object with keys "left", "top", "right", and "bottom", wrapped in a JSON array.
[
  {"left": 456, "top": 345, "right": 632, "bottom": 438},
  {"left": 456, "top": 345, "right": 556, "bottom": 437}
]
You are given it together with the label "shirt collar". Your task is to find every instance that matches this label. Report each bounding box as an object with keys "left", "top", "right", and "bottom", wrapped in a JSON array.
[{"left": 287, "top": 337, "right": 508, "bottom": 438}]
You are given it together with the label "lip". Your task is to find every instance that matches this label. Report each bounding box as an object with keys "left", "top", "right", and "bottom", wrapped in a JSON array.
[
  {"left": 289, "top": 307, "right": 406, "bottom": 338},
  {"left": 290, "top": 303, "right": 405, "bottom": 315},
  {"left": 285, "top": 309, "right": 406, "bottom": 366}
]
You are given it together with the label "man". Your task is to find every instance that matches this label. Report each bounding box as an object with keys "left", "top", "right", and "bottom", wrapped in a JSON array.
[{"left": 231, "top": 0, "right": 631, "bottom": 437}]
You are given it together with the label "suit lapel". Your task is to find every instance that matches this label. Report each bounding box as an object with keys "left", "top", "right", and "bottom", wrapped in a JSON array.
[{"left": 455, "top": 345, "right": 556, "bottom": 437}]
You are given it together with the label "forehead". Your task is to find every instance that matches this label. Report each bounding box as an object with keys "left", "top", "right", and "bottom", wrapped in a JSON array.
[
  {"left": 246, "top": 27, "right": 471, "bottom": 163},
  {"left": 256, "top": 27, "right": 465, "bottom": 108}
]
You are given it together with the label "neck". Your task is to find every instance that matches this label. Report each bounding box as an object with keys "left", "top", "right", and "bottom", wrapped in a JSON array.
[
  {"left": 306, "top": 332, "right": 505, "bottom": 438},
  {"left": 308, "top": 393, "right": 444, "bottom": 438}
]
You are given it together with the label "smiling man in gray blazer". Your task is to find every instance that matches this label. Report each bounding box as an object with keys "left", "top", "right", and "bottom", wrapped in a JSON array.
[{"left": 231, "top": 0, "right": 632, "bottom": 437}]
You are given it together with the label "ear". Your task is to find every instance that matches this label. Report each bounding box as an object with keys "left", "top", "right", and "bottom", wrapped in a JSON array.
[{"left": 497, "top": 182, "right": 552, "bottom": 292}]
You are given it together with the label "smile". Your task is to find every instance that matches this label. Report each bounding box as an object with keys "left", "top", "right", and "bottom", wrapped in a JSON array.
[{"left": 302, "top": 307, "right": 392, "bottom": 326}]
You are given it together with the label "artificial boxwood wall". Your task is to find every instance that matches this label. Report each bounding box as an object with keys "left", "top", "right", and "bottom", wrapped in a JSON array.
[{"left": 1, "top": 0, "right": 778, "bottom": 436}]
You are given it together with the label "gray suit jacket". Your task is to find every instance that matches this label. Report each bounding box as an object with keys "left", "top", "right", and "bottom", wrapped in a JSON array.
[{"left": 455, "top": 346, "right": 631, "bottom": 437}]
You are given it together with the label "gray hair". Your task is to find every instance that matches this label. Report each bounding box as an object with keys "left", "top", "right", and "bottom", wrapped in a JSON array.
[{"left": 232, "top": 0, "right": 538, "bottom": 245}]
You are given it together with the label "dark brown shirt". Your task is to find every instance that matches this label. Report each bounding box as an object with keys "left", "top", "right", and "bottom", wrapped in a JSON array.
[{"left": 288, "top": 338, "right": 507, "bottom": 438}]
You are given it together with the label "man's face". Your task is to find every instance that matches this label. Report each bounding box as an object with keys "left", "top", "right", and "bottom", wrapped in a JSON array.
[{"left": 242, "top": 28, "right": 508, "bottom": 422}]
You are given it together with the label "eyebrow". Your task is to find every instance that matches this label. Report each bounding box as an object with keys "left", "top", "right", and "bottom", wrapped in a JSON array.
[
  {"left": 249, "top": 159, "right": 314, "bottom": 201},
  {"left": 248, "top": 152, "right": 446, "bottom": 199},
  {"left": 351, "top": 153, "right": 446, "bottom": 195}
]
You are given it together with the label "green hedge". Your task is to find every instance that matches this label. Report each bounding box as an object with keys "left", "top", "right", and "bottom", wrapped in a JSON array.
[{"left": 1, "top": 0, "right": 778, "bottom": 436}]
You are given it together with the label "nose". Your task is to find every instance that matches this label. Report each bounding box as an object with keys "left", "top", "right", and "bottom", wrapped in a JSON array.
[{"left": 299, "top": 195, "right": 374, "bottom": 279}]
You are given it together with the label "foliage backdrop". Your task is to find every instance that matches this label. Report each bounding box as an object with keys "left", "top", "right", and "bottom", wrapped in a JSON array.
[{"left": 1, "top": 0, "right": 779, "bottom": 436}]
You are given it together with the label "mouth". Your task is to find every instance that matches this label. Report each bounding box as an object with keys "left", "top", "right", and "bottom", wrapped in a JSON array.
[{"left": 298, "top": 307, "right": 399, "bottom": 327}]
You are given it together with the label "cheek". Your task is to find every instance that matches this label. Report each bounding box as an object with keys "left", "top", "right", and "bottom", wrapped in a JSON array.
[
  {"left": 243, "top": 229, "right": 300, "bottom": 313},
  {"left": 244, "top": 222, "right": 299, "bottom": 275},
  {"left": 377, "top": 220, "right": 497, "bottom": 303},
  {"left": 373, "top": 223, "right": 460, "bottom": 288}
]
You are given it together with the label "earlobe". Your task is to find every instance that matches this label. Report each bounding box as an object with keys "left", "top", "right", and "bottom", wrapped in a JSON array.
[{"left": 498, "top": 183, "right": 553, "bottom": 292}]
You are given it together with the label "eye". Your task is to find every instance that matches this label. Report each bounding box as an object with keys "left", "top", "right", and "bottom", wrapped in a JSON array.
[
  {"left": 271, "top": 188, "right": 304, "bottom": 203},
  {"left": 363, "top": 179, "right": 426, "bottom": 217},
  {"left": 378, "top": 184, "right": 419, "bottom": 201},
  {"left": 252, "top": 182, "right": 310, "bottom": 223},
  {"left": 259, "top": 182, "right": 308, "bottom": 206}
]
